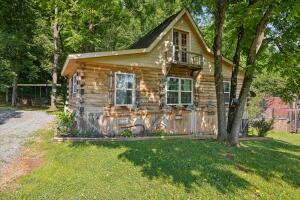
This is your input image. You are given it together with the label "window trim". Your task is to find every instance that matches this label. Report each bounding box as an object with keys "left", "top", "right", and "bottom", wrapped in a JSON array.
[
  {"left": 223, "top": 81, "right": 230, "bottom": 104},
  {"left": 72, "top": 73, "right": 77, "bottom": 94},
  {"left": 114, "top": 72, "right": 135, "bottom": 106},
  {"left": 166, "top": 76, "right": 193, "bottom": 106}
]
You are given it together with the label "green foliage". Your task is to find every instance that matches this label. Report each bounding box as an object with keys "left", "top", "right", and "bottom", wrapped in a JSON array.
[
  {"left": 251, "top": 119, "right": 274, "bottom": 137},
  {"left": 56, "top": 111, "right": 75, "bottom": 136},
  {"left": 120, "top": 129, "right": 133, "bottom": 137}
]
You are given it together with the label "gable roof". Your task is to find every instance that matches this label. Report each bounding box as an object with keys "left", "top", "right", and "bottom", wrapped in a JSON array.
[
  {"left": 62, "top": 8, "right": 234, "bottom": 76},
  {"left": 129, "top": 10, "right": 182, "bottom": 49}
]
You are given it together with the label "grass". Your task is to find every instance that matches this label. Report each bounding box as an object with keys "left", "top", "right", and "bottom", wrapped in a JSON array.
[{"left": 0, "top": 130, "right": 299, "bottom": 199}]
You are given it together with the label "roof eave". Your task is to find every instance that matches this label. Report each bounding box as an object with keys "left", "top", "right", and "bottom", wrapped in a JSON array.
[{"left": 61, "top": 48, "right": 148, "bottom": 76}]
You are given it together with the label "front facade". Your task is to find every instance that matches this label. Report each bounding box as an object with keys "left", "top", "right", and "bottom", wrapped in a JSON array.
[{"left": 62, "top": 9, "right": 245, "bottom": 136}]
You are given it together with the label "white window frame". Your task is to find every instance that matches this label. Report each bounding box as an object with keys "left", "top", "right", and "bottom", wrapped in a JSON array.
[
  {"left": 114, "top": 72, "right": 135, "bottom": 106},
  {"left": 72, "top": 73, "right": 77, "bottom": 94},
  {"left": 223, "top": 81, "right": 230, "bottom": 104},
  {"left": 166, "top": 77, "right": 193, "bottom": 106}
]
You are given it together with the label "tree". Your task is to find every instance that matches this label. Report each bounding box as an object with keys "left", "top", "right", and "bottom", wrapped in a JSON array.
[
  {"left": 205, "top": 0, "right": 298, "bottom": 146},
  {"left": 0, "top": 0, "right": 39, "bottom": 106},
  {"left": 213, "top": 0, "right": 228, "bottom": 141},
  {"left": 229, "top": 3, "right": 274, "bottom": 146},
  {"left": 50, "top": 6, "right": 61, "bottom": 111}
]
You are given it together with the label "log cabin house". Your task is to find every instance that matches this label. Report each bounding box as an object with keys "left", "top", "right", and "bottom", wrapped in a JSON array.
[{"left": 61, "top": 8, "right": 245, "bottom": 136}]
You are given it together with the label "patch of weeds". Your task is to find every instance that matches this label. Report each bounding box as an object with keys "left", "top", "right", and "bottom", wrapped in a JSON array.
[
  {"left": 56, "top": 111, "right": 77, "bottom": 136},
  {"left": 250, "top": 119, "right": 273, "bottom": 137},
  {"left": 120, "top": 129, "right": 133, "bottom": 137},
  {"left": 152, "top": 129, "right": 175, "bottom": 136}
]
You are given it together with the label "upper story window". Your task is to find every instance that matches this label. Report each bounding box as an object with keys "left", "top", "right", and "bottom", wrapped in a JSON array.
[
  {"left": 166, "top": 77, "right": 193, "bottom": 105},
  {"left": 173, "top": 30, "right": 189, "bottom": 63},
  {"left": 72, "top": 73, "right": 77, "bottom": 94},
  {"left": 173, "top": 31, "right": 179, "bottom": 46},
  {"left": 224, "top": 81, "right": 230, "bottom": 104},
  {"left": 115, "top": 73, "right": 135, "bottom": 106}
]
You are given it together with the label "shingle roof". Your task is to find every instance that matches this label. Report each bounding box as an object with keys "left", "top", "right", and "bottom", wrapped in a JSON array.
[{"left": 129, "top": 10, "right": 182, "bottom": 49}]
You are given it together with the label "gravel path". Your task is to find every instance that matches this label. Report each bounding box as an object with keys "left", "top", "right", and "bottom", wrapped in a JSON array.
[{"left": 0, "top": 110, "right": 55, "bottom": 172}]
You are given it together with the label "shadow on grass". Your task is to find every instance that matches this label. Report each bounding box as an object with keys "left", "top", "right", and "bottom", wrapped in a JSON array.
[
  {"left": 233, "top": 140, "right": 300, "bottom": 188},
  {"left": 69, "top": 140, "right": 248, "bottom": 193},
  {"left": 68, "top": 138, "right": 300, "bottom": 194}
]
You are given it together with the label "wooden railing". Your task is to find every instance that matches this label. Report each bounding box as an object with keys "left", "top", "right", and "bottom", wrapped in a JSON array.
[{"left": 171, "top": 46, "right": 204, "bottom": 68}]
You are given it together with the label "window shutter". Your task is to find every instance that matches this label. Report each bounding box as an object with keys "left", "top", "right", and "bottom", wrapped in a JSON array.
[
  {"left": 107, "top": 71, "right": 114, "bottom": 106},
  {"left": 135, "top": 75, "right": 140, "bottom": 108},
  {"left": 68, "top": 78, "right": 72, "bottom": 100}
]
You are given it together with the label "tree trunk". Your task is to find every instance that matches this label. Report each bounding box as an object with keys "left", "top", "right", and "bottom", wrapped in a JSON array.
[
  {"left": 227, "top": 26, "right": 244, "bottom": 141},
  {"left": 228, "top": 5, "right": 274, "bottom": 146},
  {"left": 11, "top": 74, "right": 18, "bottom": 107},
  {"left": 50, "top": 6, "right": 60, "bottom": 111},
  {"left": 6, "top": 87, "right": 9, "bottom": 104},
  {"left": 213, "top": 0, "right": 228, "bottom": 141}
]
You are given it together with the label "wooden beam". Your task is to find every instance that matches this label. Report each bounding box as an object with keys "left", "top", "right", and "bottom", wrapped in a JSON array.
[{"left": 15, "top": 84, "right": 62, "bottom": 87}]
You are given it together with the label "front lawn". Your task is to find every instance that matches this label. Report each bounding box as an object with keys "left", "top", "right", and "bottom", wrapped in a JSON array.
[{"left": 1, "top": 131, "right": 299, "bottom": 199}]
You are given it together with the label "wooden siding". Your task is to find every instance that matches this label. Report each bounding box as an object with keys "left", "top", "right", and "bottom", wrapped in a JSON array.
[{"left": 68, "top": 62, "right": 243, "bottom": 135}]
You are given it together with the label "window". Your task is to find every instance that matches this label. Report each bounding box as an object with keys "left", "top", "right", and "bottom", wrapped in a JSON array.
[
  {"left": 72, "top": 73, "right": 77, "bottom": 94},
  {"left": 166, "top": 77, "right": 193, "bottom": 105},
  {"left": 173, "top": 31, "right": 179, "bottom": 46},
  {"left": 172, "top": 30, "right": 189, "bottom": 63},
  {"left": 223, "top": 81, "right": 230, "bottom": 104},
  {"left": 181, "top": 33, "right": 187, "bottom": 62},
  {"left": 115, "top": 73, "right": 135, "bottom": 105},
  {"left": 173, "top": 31, "right": 179, "bottom": 61}
]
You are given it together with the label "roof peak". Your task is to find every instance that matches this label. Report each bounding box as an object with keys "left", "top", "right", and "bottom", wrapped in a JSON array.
[{"left": 129, "top": 9, "right": 184, "bottom": 49}]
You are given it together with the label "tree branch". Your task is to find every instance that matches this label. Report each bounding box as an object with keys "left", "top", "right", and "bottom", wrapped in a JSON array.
[{"left": 247, "top": 5, "right": 274, "bottom": 66}]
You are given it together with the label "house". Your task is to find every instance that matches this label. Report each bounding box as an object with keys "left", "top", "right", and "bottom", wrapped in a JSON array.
[
  {"left": 262, "top": 96, "right": 300, "bottom": 133},
  {"left": 61, "top": 8, "right": 245, "bottom": 136}
]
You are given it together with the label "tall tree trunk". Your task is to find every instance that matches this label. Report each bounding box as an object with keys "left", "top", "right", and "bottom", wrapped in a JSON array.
[
  {"left": 228, "top": 5, "right": 274, "bottom": 146},
  {"left": 227, "top": 25, "right": 244, "bottom": 141},
  {"left": 50, "top": 6, "right": 60, "bottom": 111},
  {"left": 213, "top": 0, "right": 228, "bottom": 141},
  {"left": 227, "top": 0, "right": 258, "bottom": 139},
  {"left": 11, "top": 74, "right": 18, "bottom": 107}
]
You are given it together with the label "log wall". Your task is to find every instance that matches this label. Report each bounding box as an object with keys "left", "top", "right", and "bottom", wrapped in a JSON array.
[{"left": 67, "top": 61, "right": 244, "bottom": 136}]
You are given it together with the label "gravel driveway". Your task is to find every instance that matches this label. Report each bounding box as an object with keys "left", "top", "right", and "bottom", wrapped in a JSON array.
[{"left": 0, "top": 109, "right": 55, "bottom": 172}]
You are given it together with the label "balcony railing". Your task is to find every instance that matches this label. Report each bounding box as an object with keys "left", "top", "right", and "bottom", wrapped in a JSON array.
[{"left": 171, "top": 46, "right": 204, "bottom": 68}]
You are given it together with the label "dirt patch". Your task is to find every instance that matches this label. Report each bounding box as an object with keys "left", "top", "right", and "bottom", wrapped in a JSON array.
[
  {"left": 0, "top": 145, "right": 44, "bottom": 190},
  {"left": 225, "top": 153, "right": 234, "bottom": 160}
]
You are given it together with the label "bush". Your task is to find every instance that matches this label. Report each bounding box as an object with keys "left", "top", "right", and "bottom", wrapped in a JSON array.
[
  {"left": 57, "top": 111, "right": 76, "bottom": 136},
  {"left": 121, "top": 129, "right": 133, "bottom": 137},
  {"left": 153, "top": 129, "right": 172, "bottom": 136},
  {"left": 251, "top": 118, "right": 273, "bottom": 137}
]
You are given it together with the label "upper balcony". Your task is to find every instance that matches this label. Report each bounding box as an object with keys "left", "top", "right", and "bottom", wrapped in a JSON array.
[{"left": 169, "top": 46, "right": 204, "bottom": 70}]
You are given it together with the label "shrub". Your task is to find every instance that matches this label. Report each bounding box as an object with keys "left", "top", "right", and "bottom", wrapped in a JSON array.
[
  {"left": 251, "top": 118, "right": 273, "bottom": 137},
  {"left": 120, "top": 129, "right": 133, "bottom": 137},
  {"left": 153, "top": 129, "right": 172, "bottom": 136},
  {"left": 57, "top": 111, "right": 76, "bottom": 136}
]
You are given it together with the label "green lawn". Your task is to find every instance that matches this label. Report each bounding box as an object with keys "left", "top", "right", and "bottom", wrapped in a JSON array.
[{"left": 1, "top": 131, "right": 299, "bottom": 200}]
